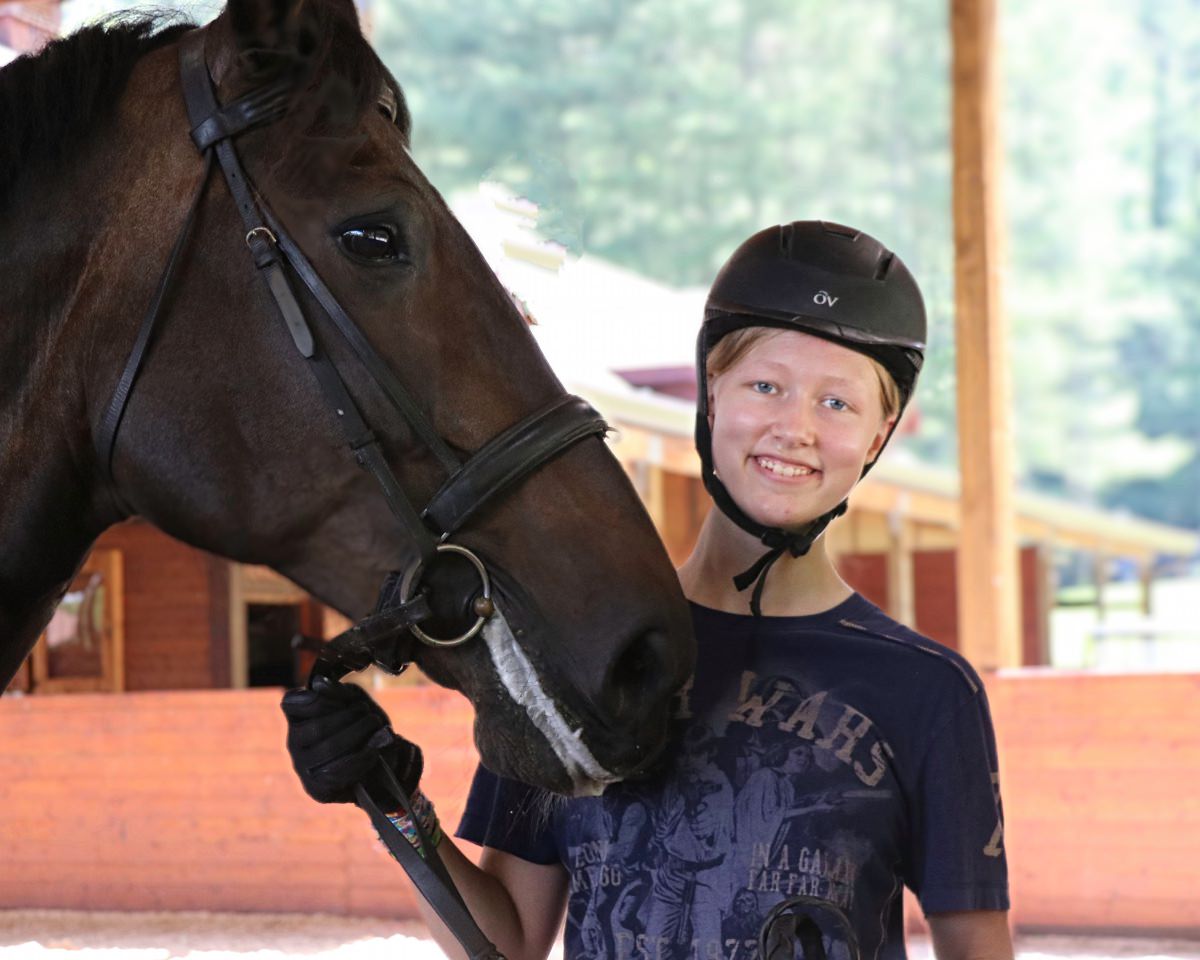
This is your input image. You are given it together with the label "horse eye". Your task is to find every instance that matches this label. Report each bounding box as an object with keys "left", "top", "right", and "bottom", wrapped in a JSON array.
[{"left": 338, "top": 225, "right": 405, "bottom": 264}]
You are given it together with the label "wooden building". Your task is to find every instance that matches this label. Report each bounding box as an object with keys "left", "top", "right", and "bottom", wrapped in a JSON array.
[{"left": 4, "top": 0, "right": 1200, "bottom": 936}]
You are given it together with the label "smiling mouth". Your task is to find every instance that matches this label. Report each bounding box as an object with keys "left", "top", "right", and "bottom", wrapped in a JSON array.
[{"left": 754, "top": 455, "right": 818, "bottom": 479}]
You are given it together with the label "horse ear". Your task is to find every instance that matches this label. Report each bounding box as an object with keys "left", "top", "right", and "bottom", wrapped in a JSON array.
[{"left": 224, "top": 0, "right": 356, "bottom": 82}]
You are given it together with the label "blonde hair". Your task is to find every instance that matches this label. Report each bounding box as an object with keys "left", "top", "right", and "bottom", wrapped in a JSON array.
[{"left": 707, "top": 326, "right": 900, "bottom": 421}]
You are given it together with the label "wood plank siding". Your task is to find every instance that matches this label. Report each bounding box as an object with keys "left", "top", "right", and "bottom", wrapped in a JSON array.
[
  {"left": 1, "top": 675, "right": 1197, "bottom": 930},
  {"left": 0, "top": 687, "right": 478, "bottom": 916},
  {"left": 91, "top": 521, "right": 221, "bottom": 691}
]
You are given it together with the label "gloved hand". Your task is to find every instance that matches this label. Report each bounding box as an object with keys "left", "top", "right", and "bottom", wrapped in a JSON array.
[{"left": 281, "top": 676, "right": 423, "bottom": 809}]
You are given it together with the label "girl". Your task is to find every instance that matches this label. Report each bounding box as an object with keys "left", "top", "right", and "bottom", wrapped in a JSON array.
[{"left": 284, "top": 221, "right": 1012, "bottom": 960}]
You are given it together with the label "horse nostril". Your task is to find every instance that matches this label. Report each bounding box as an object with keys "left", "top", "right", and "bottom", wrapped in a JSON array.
[{"left": 602, "top": 628, "right": 678, "bottom": 727}]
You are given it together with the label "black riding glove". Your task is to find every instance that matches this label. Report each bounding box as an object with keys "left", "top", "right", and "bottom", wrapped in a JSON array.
[{"left": 281, "top": 676, "right": 423, "bottom": 809}]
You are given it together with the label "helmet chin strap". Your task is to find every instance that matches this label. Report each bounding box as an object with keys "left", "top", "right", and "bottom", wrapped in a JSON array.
[{"left": 704, "top": 465, "right": 849, "bottom": 617}]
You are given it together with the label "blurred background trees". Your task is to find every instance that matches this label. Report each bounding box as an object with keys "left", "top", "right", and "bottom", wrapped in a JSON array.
[
  {"left": 58, "top": 0, "right": 1196, "bottom": 531},
  {"left": 373, "top": 0, "right": 1200, "bottom": 530}
]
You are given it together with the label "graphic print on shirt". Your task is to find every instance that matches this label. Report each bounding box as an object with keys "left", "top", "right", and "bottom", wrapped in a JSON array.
[{"left": 562, "top": 669, "right": 899, "bottom": 960}]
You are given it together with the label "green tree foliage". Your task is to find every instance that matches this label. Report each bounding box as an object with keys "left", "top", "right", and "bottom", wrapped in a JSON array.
[
  {"left": 373, "top": 0, "right": 961, "bottom": 465},
  {"left": 1001, "top": 0, "right": 1200, "bottom": 527},
  {"left": 1104, "top": 0, "right": 1200, "bottom": 529},
  {"left": 373, "top": 0, "right": 1199, "bottom": 530}
]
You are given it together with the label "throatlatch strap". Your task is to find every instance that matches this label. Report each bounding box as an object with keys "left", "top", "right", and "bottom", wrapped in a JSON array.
[{"left": 95, "top": 150, "right": 214, "bottom": 480}]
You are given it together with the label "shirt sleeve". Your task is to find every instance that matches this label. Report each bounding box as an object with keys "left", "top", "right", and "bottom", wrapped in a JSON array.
[
  {"left": 455, "top": 763, "right": 562, "bottom": 866},
  {"left": 908, "top": 686, "right": 1010, "bottom": 914}
]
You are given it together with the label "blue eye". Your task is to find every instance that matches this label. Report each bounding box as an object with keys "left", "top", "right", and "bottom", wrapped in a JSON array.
[
  {"left": 823, "top": 397, "right": 849, "bottom": 412},
  {"left": 752, "top": 381, "right": 776, "bottom": 394}
]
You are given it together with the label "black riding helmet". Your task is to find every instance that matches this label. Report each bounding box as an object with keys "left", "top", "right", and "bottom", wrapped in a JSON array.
[{"left": 696, "top": 220, "right": 927, "bottom": 615}]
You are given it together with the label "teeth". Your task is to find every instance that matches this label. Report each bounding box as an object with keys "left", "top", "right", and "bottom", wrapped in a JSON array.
[{"left": 757, "top": 456, "right": 813, "bottom": 478}]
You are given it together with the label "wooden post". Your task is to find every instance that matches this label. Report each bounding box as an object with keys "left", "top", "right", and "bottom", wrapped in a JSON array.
[
  {"left": 951, "top": 0, "right": 1022, "bottom": 670},
  {"left": 1093, "top": 553, "right": 1108, "bottom": 621},
  {"left": 1024, "top": 542, "right": 1054, "bottom": 666},
  {"left": 886, "top": 510, "right": 917, "bottom": 628},
  {"left": 632, "top": 458, "right": 666, "bottom": 533},
  {"left": 1138, "top": 560, "right": 1154, "bottom": 618}
]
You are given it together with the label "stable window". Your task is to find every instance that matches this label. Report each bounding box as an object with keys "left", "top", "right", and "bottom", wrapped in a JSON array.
[{"left": 30, "top": 549, "right": 125, "bottom": 694}]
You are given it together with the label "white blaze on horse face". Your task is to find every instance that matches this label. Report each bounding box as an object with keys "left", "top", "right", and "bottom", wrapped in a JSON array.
[{"left": 482, "top": 613, "right": 616, "bottom": 796}]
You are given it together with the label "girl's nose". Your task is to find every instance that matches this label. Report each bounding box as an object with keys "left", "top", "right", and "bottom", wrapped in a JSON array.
[{"left": 772, "top": 400, "right": 817, "bottom": 447}]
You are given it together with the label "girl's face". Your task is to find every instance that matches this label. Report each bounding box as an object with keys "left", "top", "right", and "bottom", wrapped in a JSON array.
[{"left": 708, "top": 329, "right": 895, "bottom": 533}]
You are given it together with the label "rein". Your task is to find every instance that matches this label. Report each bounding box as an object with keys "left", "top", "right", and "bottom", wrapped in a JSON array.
[{"left": 92, "top": 26, "right": 617, "bottom": 959}]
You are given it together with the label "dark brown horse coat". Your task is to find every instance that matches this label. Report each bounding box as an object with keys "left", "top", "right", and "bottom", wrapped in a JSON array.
[{"left": 0, "top": 0, "right": 693, "bottom": 794}]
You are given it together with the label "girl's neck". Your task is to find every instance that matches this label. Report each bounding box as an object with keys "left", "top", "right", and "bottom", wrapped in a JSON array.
[{"left": 677, "top": 511, "right": 853, "bottom": 617}]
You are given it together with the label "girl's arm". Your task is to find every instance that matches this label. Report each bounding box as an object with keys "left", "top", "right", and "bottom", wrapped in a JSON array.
[
  {"left": 928, "top": 910, "right": 1014, "bottom": 960},
  {"left": 414, "top": 839, "right": 568, "bottom": 960}
]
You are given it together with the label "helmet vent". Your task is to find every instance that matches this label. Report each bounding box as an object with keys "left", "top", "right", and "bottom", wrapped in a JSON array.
[
  {"left": 874, "top": 252, "right": 895, "bottom": 280},
  {"left": 779, "top": 223, "right": 794, "bottom": 257},
  {"left": 820, "top": 221, "right": 860, "bottom": 241}
]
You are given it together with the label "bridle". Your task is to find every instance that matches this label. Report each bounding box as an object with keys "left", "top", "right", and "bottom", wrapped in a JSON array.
[
  {"left": 94, "top": 27, "right": 609, "bottom": 958},
  {"left": 96, "top": 26, "right": 606, "bottom": 651}
]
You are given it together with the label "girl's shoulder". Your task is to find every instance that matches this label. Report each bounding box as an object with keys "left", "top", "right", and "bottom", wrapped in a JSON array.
[
  {"left": 689, "top": 593, "right": 987, "bottom": 701},
  {"left": 831, "top": 594, "right": 987, "bottom": 698}
]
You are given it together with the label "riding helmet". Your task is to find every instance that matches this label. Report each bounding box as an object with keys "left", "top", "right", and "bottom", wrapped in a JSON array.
[{"left": 696, "top": 220, "right": 927, "bottom": 614}]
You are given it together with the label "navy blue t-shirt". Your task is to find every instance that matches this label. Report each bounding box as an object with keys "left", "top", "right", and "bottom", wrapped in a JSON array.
[{"left": 458, "top": 594, "right": 1008, "bottom": 960}]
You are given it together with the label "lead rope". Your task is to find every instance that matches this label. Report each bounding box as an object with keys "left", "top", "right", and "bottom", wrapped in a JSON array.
[{"left": 305, "top": 607, "right": 505, "bottom": 960}]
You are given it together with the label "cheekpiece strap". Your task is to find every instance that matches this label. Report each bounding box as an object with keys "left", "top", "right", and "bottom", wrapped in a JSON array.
[{"left": 178, "top": 27, "right": 439, "bottom": 570}]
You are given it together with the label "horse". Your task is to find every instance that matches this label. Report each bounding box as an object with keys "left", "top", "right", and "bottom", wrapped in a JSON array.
[{"left": 0, "top": 0, "right": 694, "bottom": 797}]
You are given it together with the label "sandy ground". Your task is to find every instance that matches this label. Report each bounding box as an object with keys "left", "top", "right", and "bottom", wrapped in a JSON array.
[{"left": 1, "top": 911, "right": 1198, "bottom": 960}]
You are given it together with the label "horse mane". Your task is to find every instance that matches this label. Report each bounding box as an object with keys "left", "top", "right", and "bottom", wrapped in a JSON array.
[
  {"left": 0, "top": 5, "right": 411, "bottom": 215},
  {"left": 0, "top": 15, "right": 192, "bottom": 214}
]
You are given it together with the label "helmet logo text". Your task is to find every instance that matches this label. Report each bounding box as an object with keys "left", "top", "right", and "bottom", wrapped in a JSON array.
[{"left": 813, "top": 290, "right": 839, "bottom": 307}]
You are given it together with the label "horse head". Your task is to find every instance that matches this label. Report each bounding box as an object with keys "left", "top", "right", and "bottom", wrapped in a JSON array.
[{"left": 0, "top": 0, "right": 694, "bottom": 795}]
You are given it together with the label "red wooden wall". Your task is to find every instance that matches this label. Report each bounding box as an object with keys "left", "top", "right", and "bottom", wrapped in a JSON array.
[
  {"left": 1, "top": 674, "right": 1197, "bottom": 931},
  {"left": 0, "top": 687, "right": 479, "bottom": 916},
  {"left": 837, "top": 547, "right": 1049, "bottom": 664},
  {"left": 92, "top": 521, "right": 223, "bottom": 691},
  {"left": 992, "top": 671, "right": 1200, "bottom": 932}
]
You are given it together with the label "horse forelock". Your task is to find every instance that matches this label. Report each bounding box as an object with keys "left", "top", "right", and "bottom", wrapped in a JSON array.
[{"left": 233, "top": 0, "right": 411, "bottom": 165}]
